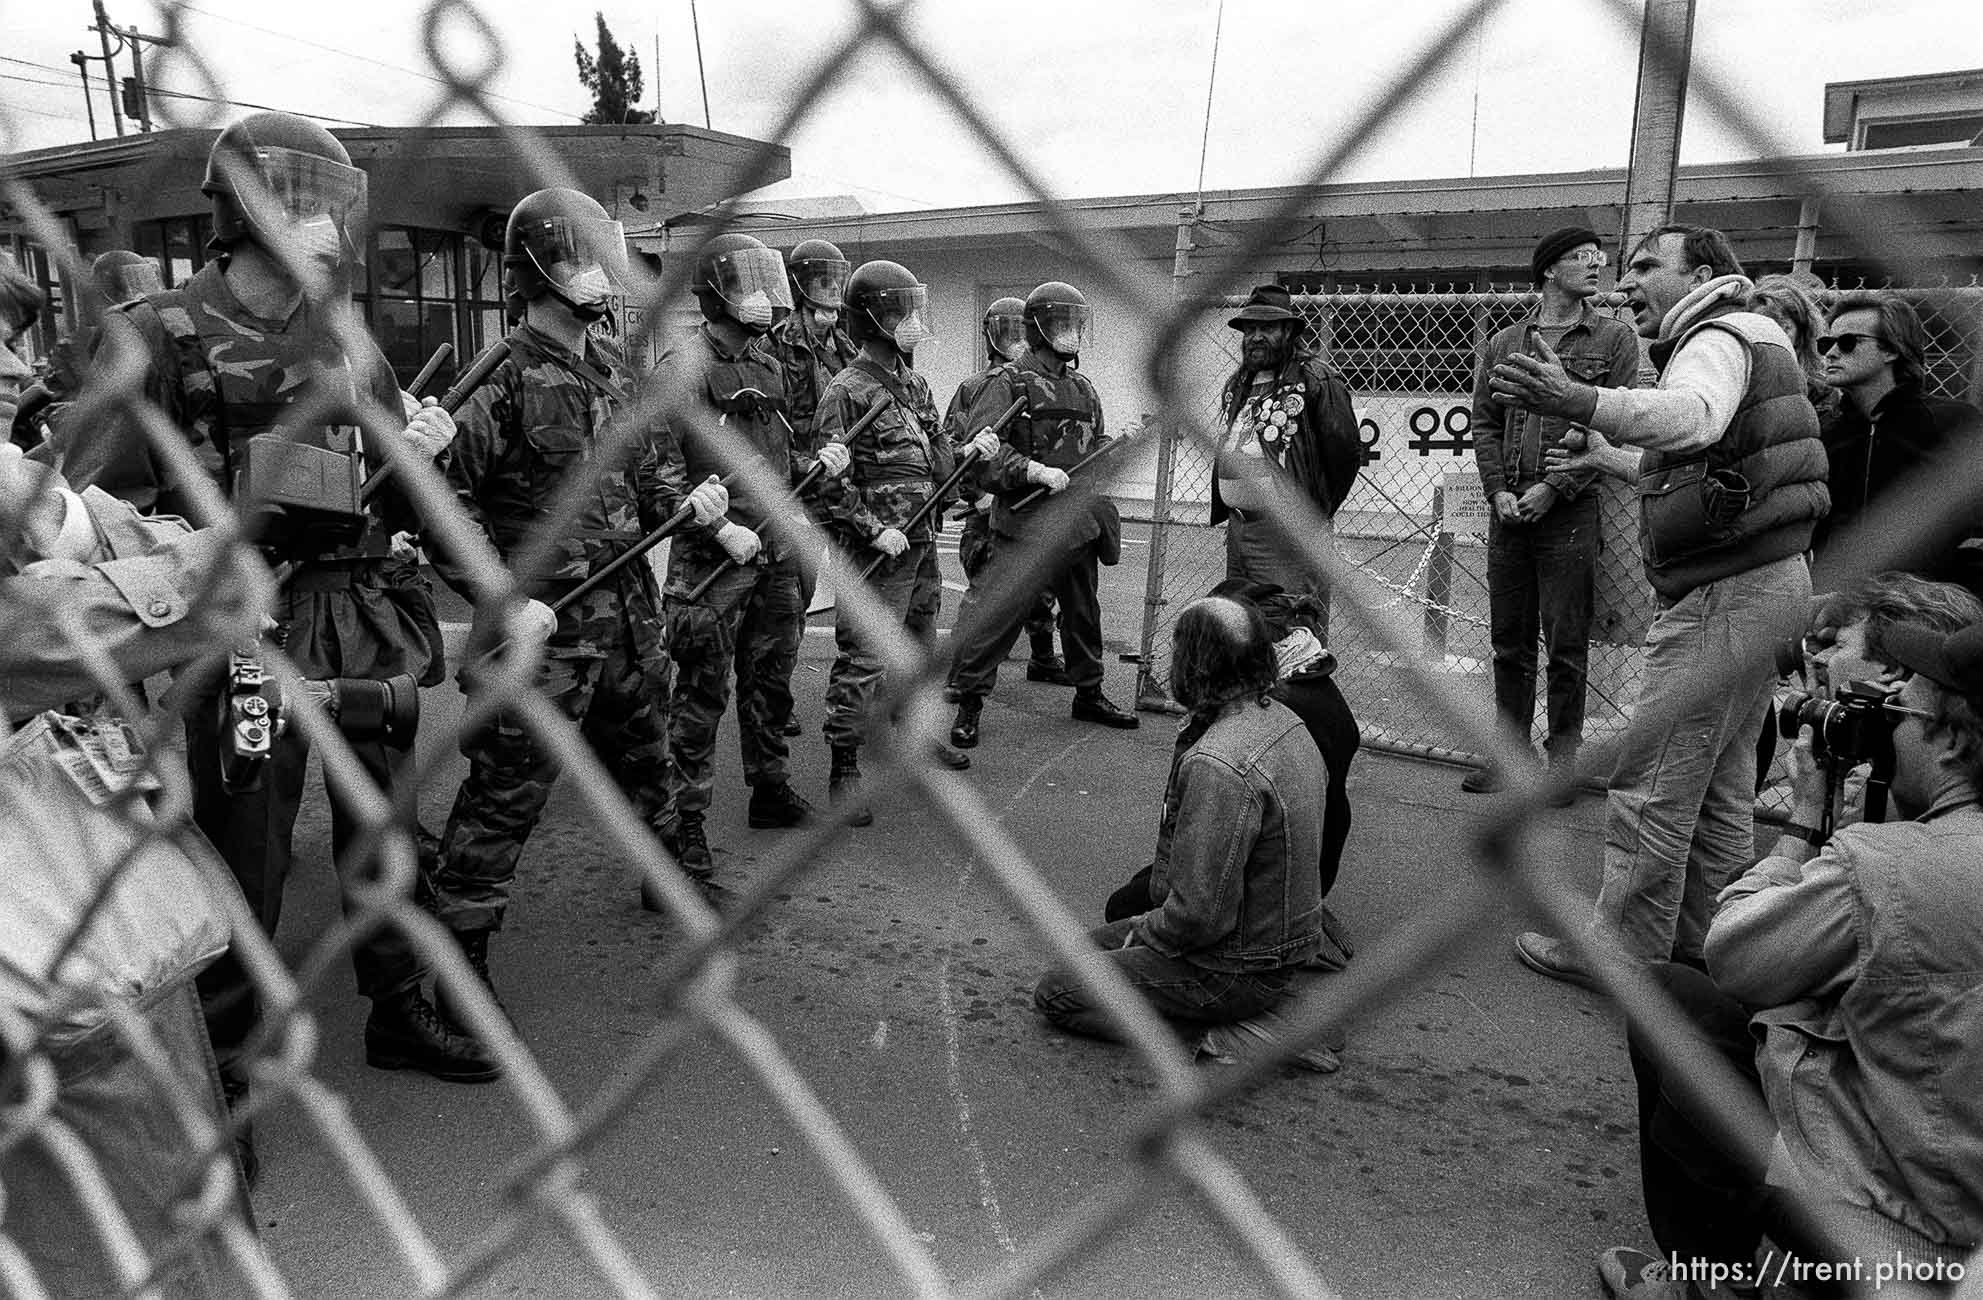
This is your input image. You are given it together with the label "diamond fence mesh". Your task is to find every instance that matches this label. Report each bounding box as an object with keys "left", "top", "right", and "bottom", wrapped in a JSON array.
[
  {"left": 1136, "top": 285, "right": 1983, "bottom": 778},
  {"left": 3, "top": 0, "right": 1982, "bottom": 1296}
]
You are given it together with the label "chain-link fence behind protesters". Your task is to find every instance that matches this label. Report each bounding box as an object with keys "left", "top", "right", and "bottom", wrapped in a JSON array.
[
  {"left": 5, "top": 0, "right": 1983, "bottom": 1296},
  {"left": 1135, "top": 285, "right": 1983, "bottom": 780}
]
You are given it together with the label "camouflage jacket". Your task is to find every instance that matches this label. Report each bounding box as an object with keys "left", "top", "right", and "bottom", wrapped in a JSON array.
[
  {"left": 50, "top": 261, "right": 410, "bottom": 559},
  {"left": 943, "top": 363, "right": 1004, "bottom": 518},
  {"left": 964, "top": 347, "right": 1108, "bottom": 539},
  {"left": 651, "top": 324, "right": 802, "bottom": 545},
  {"left": 434, "top": 322, "right": 663, "bottom": 592},
  {"left": 767, "top": 312, "right": 856, "bottom": 447},
  {"left": 816, "top": 355, "right": 951, "bottom": 543}
]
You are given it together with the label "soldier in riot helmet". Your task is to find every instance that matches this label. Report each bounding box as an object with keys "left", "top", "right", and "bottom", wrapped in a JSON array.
[
  {"left": 48, "top": 112, "right": 495, "bottom": 1107},
  {"left": 947, "top": 280, "right": 1139, "bottom": 748},
  {"left": 766, "top": 237, "right": 858, "bottom": 729},
  {"left": 947, "top": 296, "right": 1066, "bottom": 685},
  {"left": 649, "top": 231, "right": 837, "bottom": 894},
  {"left": 816, "top": 260, "right": 978, "bottom": 823},
  {"left": 427, "top": 187, "right": 688, "bottom": 1025}
]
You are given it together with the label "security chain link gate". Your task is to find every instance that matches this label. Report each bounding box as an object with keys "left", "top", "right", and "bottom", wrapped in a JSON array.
[{"left": 4, "top": 0, "right": 1982, "bottom": 1297}]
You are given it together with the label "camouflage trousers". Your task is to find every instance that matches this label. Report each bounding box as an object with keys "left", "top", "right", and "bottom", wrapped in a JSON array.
[
  {"left": 434, "top": 572, "right": 671, "bottom": 932},
  {"left": 959, "top": 511, "right": 1057, "bottom": 653},
  {"left": 663, "top": 536, "right": 804, "bottom": 817},
  {"left": 823, "top": 540, "right": 941, "bottom": 751}
]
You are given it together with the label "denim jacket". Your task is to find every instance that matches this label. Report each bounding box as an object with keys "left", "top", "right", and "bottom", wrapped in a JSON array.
[
  {"left": 1134, "top": 697, "right": 1328, "bottom": 972},
  {"left": 1471, "top": 304, "right": 1640, "bottom": 501}
]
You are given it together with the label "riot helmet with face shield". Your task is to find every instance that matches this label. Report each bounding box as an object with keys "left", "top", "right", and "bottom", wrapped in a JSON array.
[
  {"left": 983, "top": 296, "right": 1027, "bottom": 363},
  {"left": 202, "top": 112, "right": 367, "bottom": 270},
  {"left": 787, "top": 238, "right": 850, "bottom": 324},
  {"left": 845, "top": 260, "right": 931, "bottom": 360},
  {"left": 693, "top": 233, "right": 793, "bottom": 333},
  {"left": 504, "top": 188, "right": 627, "bottom": 321},
  {"left": 1024, "top": 281, "right": 1090, "bottom": 358}
]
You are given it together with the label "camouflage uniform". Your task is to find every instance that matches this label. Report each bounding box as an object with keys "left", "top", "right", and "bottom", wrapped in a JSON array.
[
  {"left": 947, "top": 346, "right": 1111, "bottom": 700},
  {"left": 51, "top": 260, "right": 437, "bottom": 1071},
  {"left": 767, "top": 310, "right": 857, "bottom": 603},
  {"left": 945, "top": 362, "right": 1056, "bottom": 654},
  {"left": 653, "top": 325, "right": 812, "bottom": 823},
  {"left": 818, "top": 356, "right": 952, "bottom": 749},
  {"left": 428, "top": 322, "right": 671, "bottom": 931}
]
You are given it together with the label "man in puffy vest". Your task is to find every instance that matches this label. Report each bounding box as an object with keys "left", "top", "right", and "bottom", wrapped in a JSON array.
[{"left": 1489, "top": 223, "right": 1827, "bottom": 986}]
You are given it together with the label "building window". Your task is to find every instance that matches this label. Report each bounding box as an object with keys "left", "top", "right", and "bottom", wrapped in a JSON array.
[
  {"left": 356, "top": 226, "right": 507, "bottom": 390},
  {"left": 132, "top": 215, "right": 208, "bottom": 289}
]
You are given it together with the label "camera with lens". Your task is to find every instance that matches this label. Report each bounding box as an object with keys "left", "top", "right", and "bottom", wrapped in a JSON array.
[
  {"left": 218, "top": 650, "right": 420, "bottom": 793},
  {"left": 1776, "top": 680, "right": 1898, "bottom": 766}
]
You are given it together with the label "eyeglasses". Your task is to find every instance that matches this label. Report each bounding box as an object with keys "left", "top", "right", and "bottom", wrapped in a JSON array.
[
  {"left": 1558, "top": 248, "right": 1607, "bottom": 268},
  {"left": 1815, "top": 332, "right": 1885, "bottom": 356}
]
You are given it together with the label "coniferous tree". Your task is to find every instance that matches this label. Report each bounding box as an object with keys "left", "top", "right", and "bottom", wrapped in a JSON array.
[{"left": 574, "top": 13, "right": 656, "bottom": 125}]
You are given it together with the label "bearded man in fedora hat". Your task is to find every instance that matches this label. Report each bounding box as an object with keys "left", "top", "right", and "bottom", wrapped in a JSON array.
[{"left": 1213, "top": 284, "right": 1361, "bottom": 639}]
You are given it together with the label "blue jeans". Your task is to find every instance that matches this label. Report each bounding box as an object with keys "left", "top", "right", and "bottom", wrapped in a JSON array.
[
  {"left": 1486, "top": 495, "right": 1597, "bottom": 756},
  {"left": 1590, "top": 556, "right": 1810, "bottom": 962},
  {"left": 1033, "top": 917, "right": 1295, "bottom": 1041}
]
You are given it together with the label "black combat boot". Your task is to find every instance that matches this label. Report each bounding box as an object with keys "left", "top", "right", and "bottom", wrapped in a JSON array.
[
  {"left": 1072, "top": 688, "right": 1140, "bottom": 730},
  {"left": 748, "top": 780, "right": 817, "bottom": 829},
  {"left": 950, "top": 696, "right": 983, "bottom": 749},
  {"left": 435, "top": 927, "right": 510, "bottom": 1034},
  {"left": 828, "top": 745, "right": 874, "bottom": 827},
  {"left": 364, "top": 987, "right": 502, "bottom": 1083},
  {"left": 1025, "top": 632, "right": 1072, "bottom": 685},
  {"left": 647, "top": 815, "right": 718, "bottom": 911}
]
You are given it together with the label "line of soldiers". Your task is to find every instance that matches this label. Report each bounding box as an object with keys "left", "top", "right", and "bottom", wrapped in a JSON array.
[{"left": 28, "top": 112, "right": 1144, "bottom": 1150}]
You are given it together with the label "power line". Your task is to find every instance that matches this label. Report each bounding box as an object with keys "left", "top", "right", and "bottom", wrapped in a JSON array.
[{"left": 174, "top": 2, "right": 584, "bottom": 123}]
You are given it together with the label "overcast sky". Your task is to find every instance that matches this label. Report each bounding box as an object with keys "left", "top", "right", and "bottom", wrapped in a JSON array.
[{"left": 4, "top": 1, "right": 1980, "bottom": 212}]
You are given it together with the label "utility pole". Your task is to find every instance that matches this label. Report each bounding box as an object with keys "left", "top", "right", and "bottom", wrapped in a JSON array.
[
  {"left": 70, "top": 51, "right": 100, "bottom": 141},
  {"left": 1618, "top": 0, "right": 1698, "bottom": 259},
  {"left": 93, "top": 0, "right": 125, "bottom": 137}
]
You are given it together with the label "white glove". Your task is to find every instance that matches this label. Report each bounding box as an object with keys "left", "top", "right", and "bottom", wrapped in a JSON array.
[
  {"left": 685, "top": 476, "right": 729, "bottom": 526},
  {"left": 1025, "top": 461, "right": 1070, "bottom": 494},
  {"left": 714, "top": 521, "right": 762, "bottom": 565},
  {"left": 967, "top": 429, "right": 1001, "bottom": 460},
  {"left": 816, "top": 442, "right": 852, "bottom": 477},
  {"left": 973, "top": 492, "right": 995, "bottom": 514},
  {"left": 401, "top": 397, "right": 456, "bottom": 458},
  {"left": 872, "top": 527, "right": 909, "bottom": 558},
  {"left": 506, "top": 598, "right": 557, "bottom": 653}
]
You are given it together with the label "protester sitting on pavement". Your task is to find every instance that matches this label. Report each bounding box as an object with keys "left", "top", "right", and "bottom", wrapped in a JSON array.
[
  {"left": 1036, "top": 594, "right": 1333, "bottom": 1047},
  {"left": 1107, "top": 577, "right": 1360, "bottom": 918},
  {"left": 1, "top": 441, "right": 271, "bottom": 1294},
  {"left": 1596, "top": 578, "right": 1983, "bottom": 1300}
]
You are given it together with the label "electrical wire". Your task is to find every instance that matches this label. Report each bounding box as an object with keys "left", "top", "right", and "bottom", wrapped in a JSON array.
[{"left": 172, "top": 2, "right": 583, "bottom": 123}]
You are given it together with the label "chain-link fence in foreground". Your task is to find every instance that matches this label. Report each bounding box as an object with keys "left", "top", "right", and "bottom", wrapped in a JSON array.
[{"left": 5, "top": 0, "right": 1983, "bottom": 1296}]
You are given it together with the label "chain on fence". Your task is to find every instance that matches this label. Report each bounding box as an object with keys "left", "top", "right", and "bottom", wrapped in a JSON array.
[
  {"left": 1137, "top": 285, "right": 1983, "bottom": 791},
  {"left": 4, "top": 0, "right": 1983, "bottom": 1297}
]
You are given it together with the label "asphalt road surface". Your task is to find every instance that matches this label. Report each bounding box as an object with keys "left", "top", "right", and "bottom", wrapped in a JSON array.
[{"left": 251, "top": 531, "right": 1647, "bottom": 1298}]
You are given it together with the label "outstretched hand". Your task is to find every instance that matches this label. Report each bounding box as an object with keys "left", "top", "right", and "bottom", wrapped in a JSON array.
[{"left": 1488, "top": 334, "right": 1592, "bottom": 420}]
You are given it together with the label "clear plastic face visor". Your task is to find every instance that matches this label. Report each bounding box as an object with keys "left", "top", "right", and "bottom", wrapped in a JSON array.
[
  {"left": 865, "top": 284, "right": 932, "bottom": 352},
  {"left": 1033, "top": 301, "right": 1091, "bottom": 354},
  {"left": 792, "top": 258, "right": 851, "bottom": 310},
  {"left": 519, "top": 215, "right": 629, "bottom": 301},
  {"left": 705, "top": 245, "right": 795, "bottom": 327},
  {"left": 224, "top": 146, "right": 368, "bottom": 242},
  {"left": 985, "top": 313, "right": 1028, "bottom": 361}
]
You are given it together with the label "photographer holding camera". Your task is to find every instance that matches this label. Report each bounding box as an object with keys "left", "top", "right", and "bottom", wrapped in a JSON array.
[
  {"left": 1, "top": 442, "right": 270, "bottom": 1294},
  {"left": 1597, "top": 573, "right": 1983, "bottom": 1300},
  {"left": 45, "top": 114, "right": 494, "bottom": 1113}
]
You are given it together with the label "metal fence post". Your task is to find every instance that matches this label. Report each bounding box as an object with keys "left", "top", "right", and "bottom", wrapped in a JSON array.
[
  {"left": 1135, "top": 207, "right": 1197, "bottom": 711},
  {"left": 1423, "top": 484, "right": 1453, "bottom": 663}
]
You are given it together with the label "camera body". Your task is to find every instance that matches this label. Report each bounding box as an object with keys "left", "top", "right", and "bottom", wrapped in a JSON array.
[
  {"left": 217, "top": 651, "right": 420, "bottom": 793},
  {"left": 1777, "top": 679, "right": 1898, "bottom": 767}
]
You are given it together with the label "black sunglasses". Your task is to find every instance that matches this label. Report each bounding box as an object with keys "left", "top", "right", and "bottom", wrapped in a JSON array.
[{"left": 1816, "top": 332, "right": 1885, "bottom": 356}]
